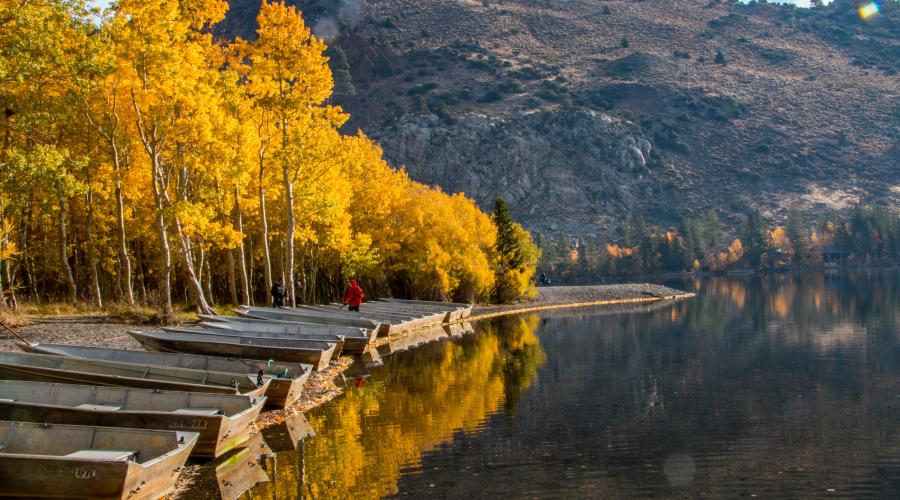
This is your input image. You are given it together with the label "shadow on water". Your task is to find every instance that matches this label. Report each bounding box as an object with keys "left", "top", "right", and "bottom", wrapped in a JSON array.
[{"left": 242, "top": 270, "right": 900, "bottom": 498}]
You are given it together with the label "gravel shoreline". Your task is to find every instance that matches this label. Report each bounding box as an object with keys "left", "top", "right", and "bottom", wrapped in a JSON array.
[
  {"left": 1, "top": 283, "right": 689, "bottom": 353},
  {"left": 472, "top": 283, "right": 688, "bottom": 315},
  {"left": 0, "top": 319, "right": 143, "bottom": 352}
]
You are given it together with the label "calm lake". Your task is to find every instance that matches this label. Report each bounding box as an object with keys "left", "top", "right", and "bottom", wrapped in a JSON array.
[{"left": 242, "top": 270, "right": 900, "bottom": 499}]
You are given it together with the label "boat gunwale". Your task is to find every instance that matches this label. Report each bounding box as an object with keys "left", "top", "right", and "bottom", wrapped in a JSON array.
[
  {"left": 0, "top": 351, "right": 267, "bottom": 392},
  {"left": 17, "top": 341, "right": 312, "bottom": 381},
  {"left": 199, "top": 321, "right": 371, "bottom": 338},
  {"left": 129, "top": 330, "right": 337, "bottom": 371},
  {"left": 0, "top": 421, "right": 199, "bottom": 466}
]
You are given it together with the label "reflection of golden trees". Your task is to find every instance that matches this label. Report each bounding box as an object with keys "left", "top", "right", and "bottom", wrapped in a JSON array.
[
  {"left": 683, "top": 272, "right": 900, "bottom": 353},
  {"left": 494, "top": 316, "right": 546, "bottom": 416},
  {"left": 772, "top": 287, "right": 792, "bottom": 318},
  {"left": 240, "top": 274, "right": 900, "bottom": 498},
  {"left": 241, "top": 441, "right": 306, "bottom": 500},
  {"left": 706, "top": 278, "right": 747, "bottom": 309},
  {"left": 702, "top": 274, "right": 838, "bottom": 322},
  {"left": 249, "top": 316, "right": 545, "bottom": 499}
]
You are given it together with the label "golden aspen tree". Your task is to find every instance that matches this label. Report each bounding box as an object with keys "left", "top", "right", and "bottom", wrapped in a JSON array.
[
  {"left": 229, "top": 38, "right": 277, "bottom": 297},
  {"left": 110, "top": 0, "right": 227, "bottom": 317},
  {"left": 242, "top": 0, "right": 338, "bottom": 306},
  {"left": 216, "top": 73, "right": 257, "bottom": 304},
  {"left": 83, "top": 35, "right": 137, "bottom": 306},
  {"left": 0, "top": 0, "right": 96, "bottom": 303},
  {"left": 0, "top": 0, "right": 537, "bottom": 309}
]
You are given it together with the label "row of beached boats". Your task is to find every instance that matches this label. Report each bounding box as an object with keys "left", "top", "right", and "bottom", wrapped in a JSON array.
[{"left": 0, "top": 299, "right": 471, "bottom": 499}]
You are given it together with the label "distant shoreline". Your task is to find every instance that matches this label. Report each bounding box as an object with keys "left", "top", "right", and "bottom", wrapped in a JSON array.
[
  {"left": 470, "top": 283, "right": 693, "bottom": 319},
  {"left": 547, "top": 263, "right": 900, "bottom": 286}
]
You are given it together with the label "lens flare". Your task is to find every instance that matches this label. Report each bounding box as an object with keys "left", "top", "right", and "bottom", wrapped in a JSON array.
[{"left": 859, "top": 2, "right": 880, "bottom": 20}]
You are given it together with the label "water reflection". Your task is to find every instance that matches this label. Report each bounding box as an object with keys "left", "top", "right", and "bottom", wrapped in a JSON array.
[
  {"left": 239, "top": 315, "right": 544, "bottom": 499},
  {"left": 246, "top": 270, "right": 900, "bottom": 498},
  {"left": 242, "top": 441, "right": 307, "bottom": 500},
  {"left": 179, "top": 432, "right": 273, "bottom": 500},
  {"left": 260, "top": 412, "right": 315, "bottom": 453}
]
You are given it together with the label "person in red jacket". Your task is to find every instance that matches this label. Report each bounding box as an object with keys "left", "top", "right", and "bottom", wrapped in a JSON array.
[{"left": 343, "top": 279, "right": 364, "bottom": 312}]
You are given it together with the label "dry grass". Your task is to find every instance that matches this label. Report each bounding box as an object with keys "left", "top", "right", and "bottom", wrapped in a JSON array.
[{"left": 1, "top": 301, "right": 201, "bottom": 325}]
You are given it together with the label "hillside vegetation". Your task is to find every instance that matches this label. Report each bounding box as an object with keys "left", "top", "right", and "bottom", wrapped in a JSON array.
[{"left": 224, "top": 0, "right": 898, "bottom": 239}]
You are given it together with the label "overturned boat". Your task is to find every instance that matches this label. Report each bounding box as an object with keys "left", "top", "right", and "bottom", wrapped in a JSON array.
[
  {"left": 235, "top": 300, "right": 471, "bottom": 337},
  {"left": 200, "top": 316, "right": 379, "bottom": 338},
  {"left": 0, "top": 420, "right": 197, "bottom": 499},
  {"left": 376, "top": 299, "right": 473, "bottom": 323},
  {"left": 0, "top": 380, "right": 264, "bottom": 458}
]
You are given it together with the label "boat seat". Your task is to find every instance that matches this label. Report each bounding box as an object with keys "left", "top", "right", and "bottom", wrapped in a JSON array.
[
  {"left": 173, "top": 407, "right": 222, "bottom": 416},
  {"left": 75, "top": 404, "right": 122, "bottom": 411},
  {"left": 65, "top": 449, "right": 137, "bottom": 461}
]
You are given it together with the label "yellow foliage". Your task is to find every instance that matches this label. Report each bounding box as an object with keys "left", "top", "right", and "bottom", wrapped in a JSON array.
[
  {"left": 0, "top": 215, "right": 16, "bottom": 261},
  {"left": 727, "top": 239, "right": 744, "bottom": 264},
  {"left": 251, "top": 316, "right": 547, "bottom": 499},
  {"left": 0, "top": 0, "right": 538, "bottom": 307},
  {"left": 606, "top": 244, "right": 635, "bottom": 259},
  {"left": 175, "top": 202, "right": 243, "bottom": 250},
  {"left": 769, "top": 226, "right": 791, "bottom": 252}
]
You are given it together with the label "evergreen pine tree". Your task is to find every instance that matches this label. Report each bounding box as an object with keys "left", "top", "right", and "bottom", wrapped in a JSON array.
[
  {"left": 681, "top": 218, "right": 698, "bottom": 269},
  {"left": 493, "top": 196, "right": 534, "bottom": 303},
  {"left": 715, "top": 50, "right": 727, "bottom": 65},
  {"left": 494, "top": 197, "right": 524, "bottom": 271},
  {"left": 740, "top": 209, "right": 768, "bottom": 268},
  {"left": 785, "top": 206, "right": 809, "bottom": 264},
  {"left": 410, "top": 95, "right": 430, "bottom": 115},
  {"left": 326, "top": 45, "right": 356, "bottom": 99}
]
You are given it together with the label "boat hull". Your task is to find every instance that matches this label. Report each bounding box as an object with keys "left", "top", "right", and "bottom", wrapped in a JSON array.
[
  {"left": 0, "top": 423, "right": 197, "bottom": 500},
  {"left": 0, "top": 363, "right": 269, "bottom": 400},
  {"left": 0, "top": 399, "right": 262, "bottom": 458},
  {"left": 173, "top": 326, "right": 370, "bottom": 355},
  {"left": 130, "top": 332, "right": 337, "bottom": 371},
  {"left": 17, "top": 343, "right": 309, "bottom": 410}
]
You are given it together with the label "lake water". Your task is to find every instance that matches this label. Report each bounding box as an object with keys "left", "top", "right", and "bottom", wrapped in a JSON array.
[{"left": 243, "top": 270, "right": 900, "bottom": 499}]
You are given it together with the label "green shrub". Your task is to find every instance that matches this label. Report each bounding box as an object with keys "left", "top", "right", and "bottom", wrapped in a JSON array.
[
  {"left": 715, "top": 50, "right": 727, "bottom": 65},
  {"left": 480, "top": 89, "right": 503, "bottom": 103}
]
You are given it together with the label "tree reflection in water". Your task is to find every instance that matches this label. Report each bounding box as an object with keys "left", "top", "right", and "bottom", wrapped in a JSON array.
[
  {"left": 242, "top": 315, "right": 545, "bottom": 499},
  {"left": 243, "top": 271, "right": 900, "bottom": 498}
]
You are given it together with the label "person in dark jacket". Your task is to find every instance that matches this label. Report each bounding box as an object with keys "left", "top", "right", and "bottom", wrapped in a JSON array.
[
  {"left": 271, "top": 278, "right": 287, "bottom": 309},
  {"left": 343, "top": 279, "right": 364, "bottom": 312}
]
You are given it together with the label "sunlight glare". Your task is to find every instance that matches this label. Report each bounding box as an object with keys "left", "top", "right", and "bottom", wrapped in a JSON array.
[{"left": 859, "top": 2, "right": 880, "bottom": 19}]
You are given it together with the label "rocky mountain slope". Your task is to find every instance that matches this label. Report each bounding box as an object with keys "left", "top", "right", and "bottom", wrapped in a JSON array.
[{"left": 222, "top": 0, "right": 899, "bottom": 238}]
